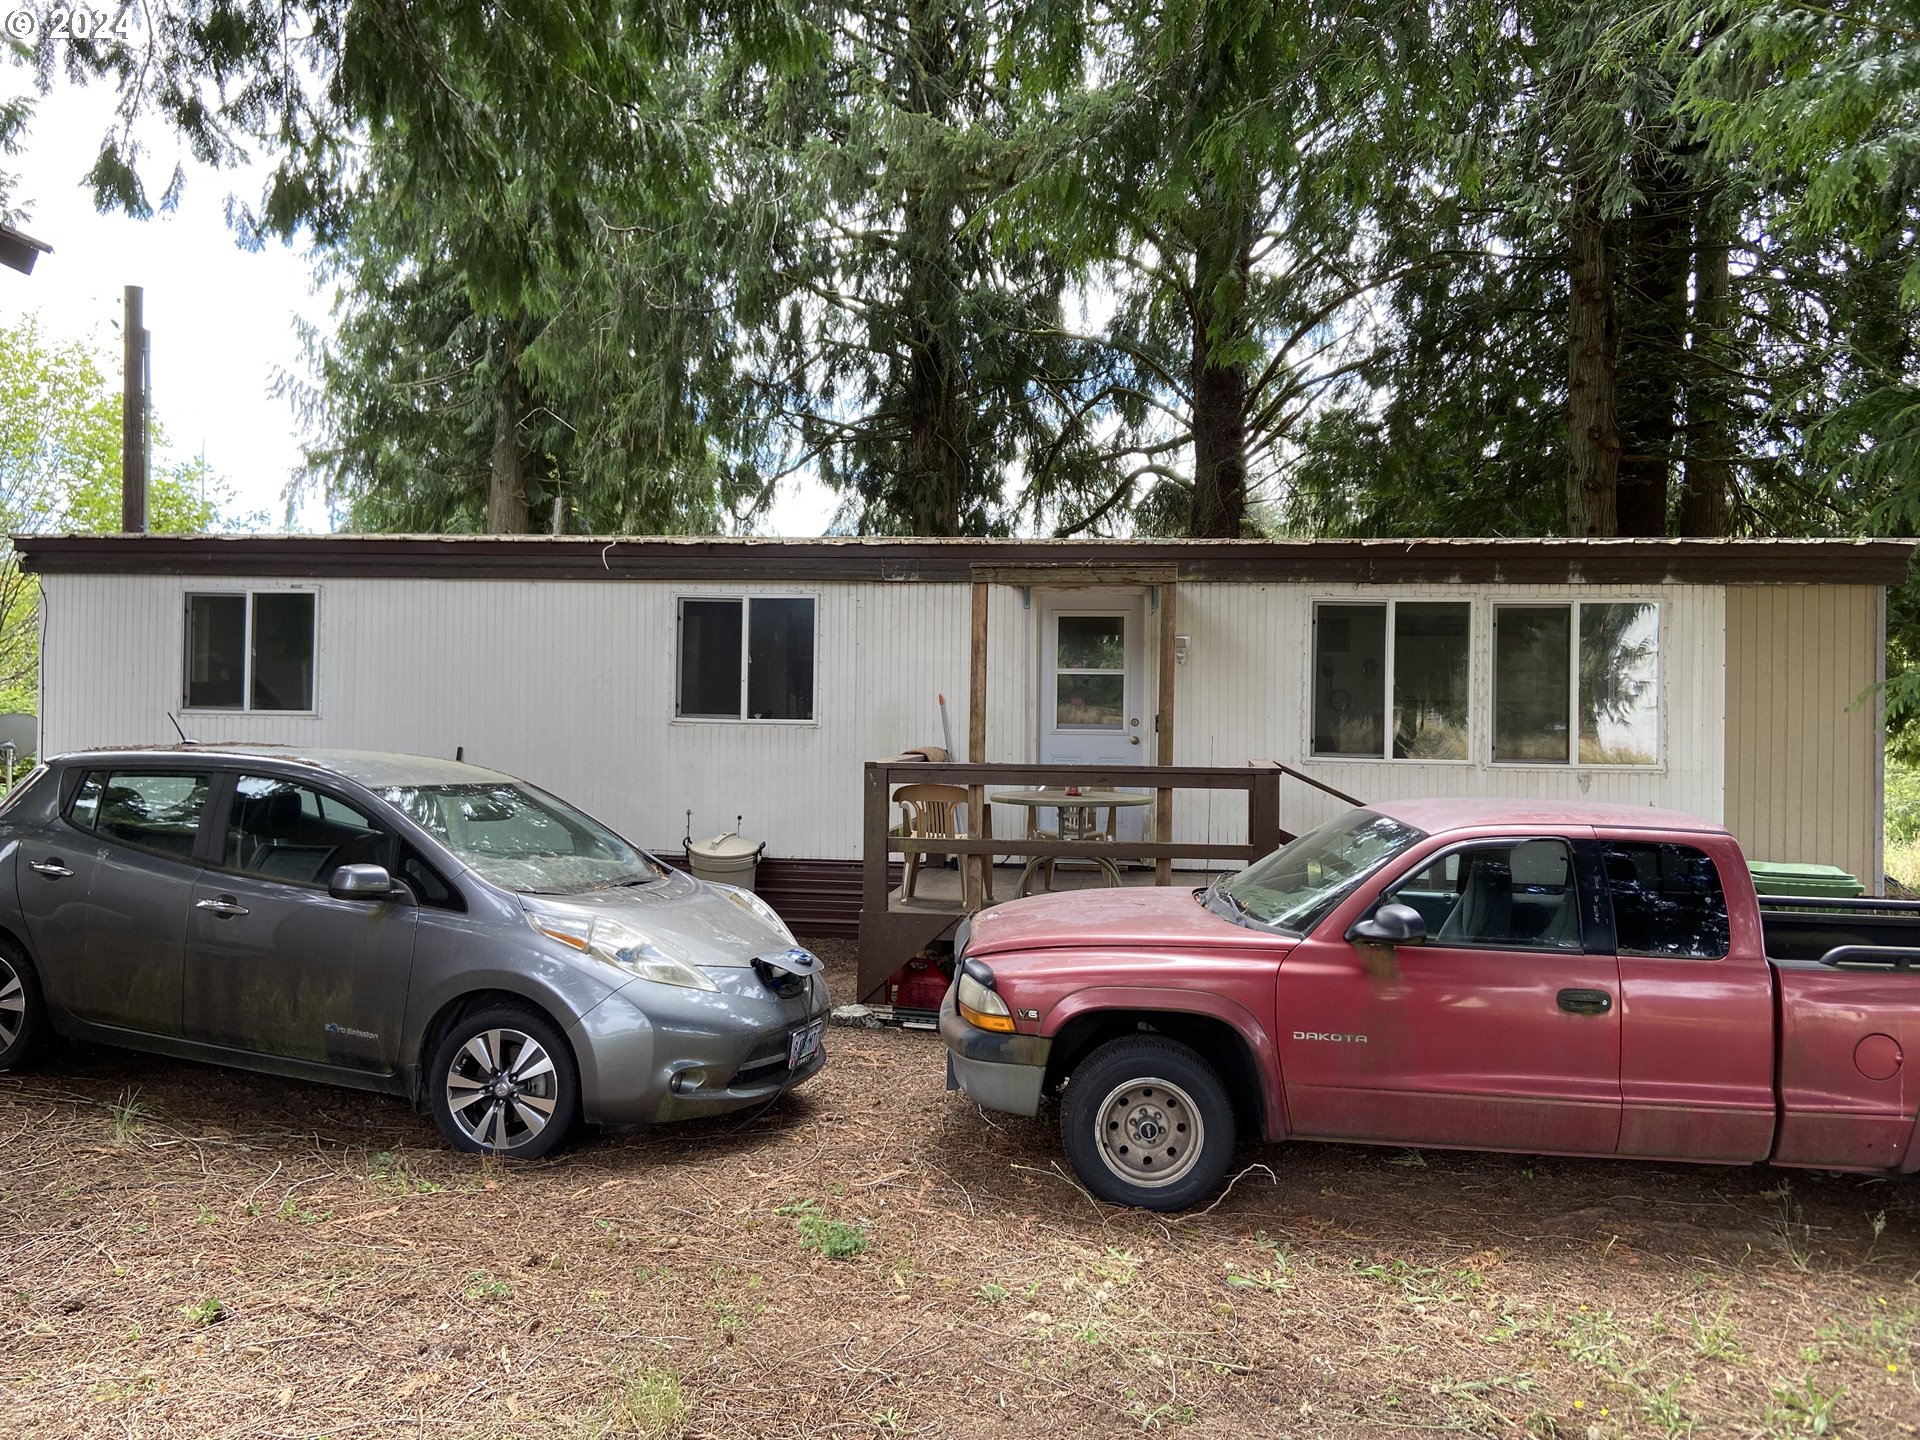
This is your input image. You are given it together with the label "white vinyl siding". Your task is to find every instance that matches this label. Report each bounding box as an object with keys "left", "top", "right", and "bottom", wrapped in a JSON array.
[{"left": 40, "top": 574, "right": 1731, "bottom": 864}]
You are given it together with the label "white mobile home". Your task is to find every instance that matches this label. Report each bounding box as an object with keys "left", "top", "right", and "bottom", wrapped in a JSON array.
[{"left": 21, "top": 533, "right": 1912, "bottom": 942}]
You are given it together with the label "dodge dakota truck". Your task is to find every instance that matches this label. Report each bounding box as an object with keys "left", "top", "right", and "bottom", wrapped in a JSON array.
[{"left": 940, "top": 799, "right": 1920, "bottom": 1210}]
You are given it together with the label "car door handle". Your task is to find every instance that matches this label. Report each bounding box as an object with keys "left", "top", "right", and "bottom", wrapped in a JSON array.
[
  {"left": 29, "top": 859, "right": 73, "bottom": 879},
  {"left": 195, "top": 897, "right": 250, "bottom": 919},
  {"left": 1557, "top": 987, "right": 1613, "bottom": 1016}
]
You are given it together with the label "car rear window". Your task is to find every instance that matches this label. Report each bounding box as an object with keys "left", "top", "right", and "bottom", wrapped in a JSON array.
[
  {"left": 1602, "top": 841, "right": 1730, "bottom": 959},
  {"left": 71, "top": 771, "right": 211, "bottom": 861}
]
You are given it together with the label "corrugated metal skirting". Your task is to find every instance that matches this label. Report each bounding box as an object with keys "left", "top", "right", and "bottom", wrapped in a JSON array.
[{"left": 659, "top": 855, "right": 892, "bottom": 939}]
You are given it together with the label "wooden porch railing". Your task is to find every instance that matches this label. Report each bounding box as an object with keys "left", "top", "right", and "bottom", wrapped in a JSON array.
[{"left": 855, "top": 758, "right": 1362, "bottom": 1002}]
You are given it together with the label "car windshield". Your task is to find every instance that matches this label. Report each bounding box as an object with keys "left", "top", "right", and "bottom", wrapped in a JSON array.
[
  {"left": 1211, "top": 808, "right": 1426, "bottom": 934},
  {"left": 380, "top": 782, "right": 669, "bottom": 894}
]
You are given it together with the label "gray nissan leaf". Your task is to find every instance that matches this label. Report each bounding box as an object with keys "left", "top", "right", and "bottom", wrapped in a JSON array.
[{"left": 0, "top": 746, "right": 829, "bottom": 1157}]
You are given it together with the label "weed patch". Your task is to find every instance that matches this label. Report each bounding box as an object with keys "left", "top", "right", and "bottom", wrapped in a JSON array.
[{"left": 774, "top": 1200, "right": 868, "bottom": 1260}]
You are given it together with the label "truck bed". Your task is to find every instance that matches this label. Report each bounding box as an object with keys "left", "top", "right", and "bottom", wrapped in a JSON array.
[
  {"left": 1759, "top": 894, "right": 1920, "bottom": 967},
  {"left": 1759, "top": 896, "right": 1920, "bottom": 1172}
]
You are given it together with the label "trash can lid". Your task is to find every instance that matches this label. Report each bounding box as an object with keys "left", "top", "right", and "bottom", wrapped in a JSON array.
[
  {"left": 1747, "top": 860, "right": 1864, "bottom": 896},
  {"left": 688, "top": 831, "right": 764, "bottom": 861}
]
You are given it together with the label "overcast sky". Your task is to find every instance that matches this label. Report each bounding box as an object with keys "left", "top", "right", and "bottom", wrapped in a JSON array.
[
  {"left": 2, "top": 75, "right": 833, "bottom": 536},
  {"left": 2, "top": 79, "right": 334, "bottom": 529}
]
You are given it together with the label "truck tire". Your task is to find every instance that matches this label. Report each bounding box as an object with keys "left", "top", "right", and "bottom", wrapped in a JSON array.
[
  {"left": 0, "top": 937, "right": 47, "bottom": 1071},
  {"left": 1061, "top": 1036, "right": 1236, "bottom": 1211}
]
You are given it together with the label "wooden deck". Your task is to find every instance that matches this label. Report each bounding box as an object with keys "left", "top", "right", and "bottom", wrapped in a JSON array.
[
  {"left": 888, "top": 860, "right": 1232, "bottom": 912},
  {"left": 857, "top": 758, "right": 1361, "bottom": 1002}
]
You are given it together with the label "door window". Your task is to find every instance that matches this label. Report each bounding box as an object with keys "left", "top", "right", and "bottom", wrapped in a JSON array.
[
  {"left": 223, "top": 775, "right": 389, "bottom": 886},
  {"left": 1386, "top": 839, "right": 1584, "bottom": 950},
  {"left": 72, "top": 771, "right": 211, "bottom": 860},
  {"left": 1601, "top": 842, "right": 1729, "bottom": 958},
  {"left": 1055, "top": 615, "right": 1126, "bottom": 729}
]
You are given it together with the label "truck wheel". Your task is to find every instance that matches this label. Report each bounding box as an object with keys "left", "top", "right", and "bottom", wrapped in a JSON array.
[
  {"left": 427, "top": 1005, "right": 580, "bottom": 1159},
  {"left": 1061, "top": 1036, "right": 1236, "bottom": 1211},
  {"left": 0, "top": 939, "right": 47, "bottom": 1071}
]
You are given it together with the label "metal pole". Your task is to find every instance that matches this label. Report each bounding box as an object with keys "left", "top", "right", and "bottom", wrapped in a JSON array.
[{"left": 121, "top": 285, "right": 148, "bottom": 533}]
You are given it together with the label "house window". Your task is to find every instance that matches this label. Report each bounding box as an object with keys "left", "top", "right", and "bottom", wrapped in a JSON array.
[
  {"left": 1493, "top": 602, "right": 1658, "bottom": 765},
  {"left": 184, "top": 592, "right": 316, "bottom": 712},
  {"left": 1312, "top": 601, "right": 1470, "bottom": 759},
  {"left": 676, "top": 597, "right": 816, "bottom": 721}
]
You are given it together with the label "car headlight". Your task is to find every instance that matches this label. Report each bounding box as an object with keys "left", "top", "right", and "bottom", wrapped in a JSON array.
[
  {"left": 955, "top": 971, "right": 1014, "bottom": 1033},
  {"left": 524, "top": 903, "right": 717, "bottom": 991},
  {"left": 713, "top": 883, "right": 797, "bottom": 943}
]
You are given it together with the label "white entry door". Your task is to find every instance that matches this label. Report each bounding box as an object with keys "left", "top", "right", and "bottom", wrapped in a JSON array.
[{"left": 1037, "top": 592, "right": 1150, "bottom": 837}]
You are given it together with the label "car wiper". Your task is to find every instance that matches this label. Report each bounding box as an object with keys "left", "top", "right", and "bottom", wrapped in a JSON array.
[{"left": 1206, "top": 883, "right": 1249, "bottom": 921}]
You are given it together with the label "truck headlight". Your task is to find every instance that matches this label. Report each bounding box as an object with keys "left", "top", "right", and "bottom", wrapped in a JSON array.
[{"left": 956, "top": 971, "right": 1014, "bottom": 1033}]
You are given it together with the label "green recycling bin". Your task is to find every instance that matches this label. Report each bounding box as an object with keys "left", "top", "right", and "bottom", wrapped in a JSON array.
[{"left": 1747, "top": 860, "right": 1866, "bottom": 901}]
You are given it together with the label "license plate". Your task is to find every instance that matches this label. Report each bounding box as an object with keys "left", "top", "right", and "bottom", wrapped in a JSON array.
[{"left": 788, "top": 1019, "right": 825, "bottom": 1069}]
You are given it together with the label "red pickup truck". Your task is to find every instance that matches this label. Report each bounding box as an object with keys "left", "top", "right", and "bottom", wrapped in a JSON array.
[{"left": 940, "top": 799, "right": 1920, "bottom": 1210}]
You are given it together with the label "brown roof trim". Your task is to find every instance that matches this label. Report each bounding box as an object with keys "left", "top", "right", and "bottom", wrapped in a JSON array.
[
  {"left": 0, "top": 221, "right": 53, "bottom": 276},
  {"left": 13, "top": 533, "right": 1918, "bottom": 586}
]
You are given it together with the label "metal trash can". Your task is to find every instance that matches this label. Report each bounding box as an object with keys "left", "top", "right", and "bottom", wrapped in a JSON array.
[{"left": 687, "top": 828, "right": 765, "bottom": 891}]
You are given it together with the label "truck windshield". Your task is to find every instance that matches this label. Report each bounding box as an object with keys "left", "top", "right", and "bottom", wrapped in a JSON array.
[
  {"left": 1211, "top": 809, "right": 1425, "bottom": 934},
  {"left": 380, "top": 782, "right": 669, "bottom": 894}
]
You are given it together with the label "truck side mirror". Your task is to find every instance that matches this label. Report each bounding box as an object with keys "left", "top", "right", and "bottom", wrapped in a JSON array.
[{"left": 1346, "top": 902, "right": 1427, "bottom": 945}]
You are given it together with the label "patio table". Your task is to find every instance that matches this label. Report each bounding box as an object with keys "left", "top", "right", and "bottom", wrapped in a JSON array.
[{"left": 988, "top": 788, "right": 1155, "bottom": 897}]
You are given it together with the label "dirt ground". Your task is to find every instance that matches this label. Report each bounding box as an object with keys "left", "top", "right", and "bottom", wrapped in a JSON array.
[{"left": 2, "top": 939, "right": 1916, "bottom": 1440}]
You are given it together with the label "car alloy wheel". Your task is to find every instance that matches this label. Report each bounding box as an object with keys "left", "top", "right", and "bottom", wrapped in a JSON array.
[
  {"left": 0, "top": 942, "right": 46, "bottom": 1069},
  {"left": 428, "top": 1005, "right": 579, "bottom": 1158}
]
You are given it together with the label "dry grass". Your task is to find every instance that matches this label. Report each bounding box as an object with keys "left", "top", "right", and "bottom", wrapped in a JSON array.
[
  {"left": 1884, "top": 837, "right": 1920, "bottom": 894},
  {"left": 2, "top": 938, "right": 1916, "bottom": 1439}
]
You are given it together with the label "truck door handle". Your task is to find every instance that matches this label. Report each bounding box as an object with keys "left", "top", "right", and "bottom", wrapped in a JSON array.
[
  {"left": 29, "top": 859, "right": 73, "bottom": 879},
  {"left": 1557, "top": 988, "right": 1612, "bottom": 1016},
  {"left": 195, "top": 896, "right": 249, "bottom": 919}
]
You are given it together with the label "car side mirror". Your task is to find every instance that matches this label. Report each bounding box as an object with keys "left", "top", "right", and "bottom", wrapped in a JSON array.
[
  {"left": 329, "top": 863, "right": 398, "bottom": 902},
  {"left": 1346, "top": 901, "right": 1427, "bottom": 945}
]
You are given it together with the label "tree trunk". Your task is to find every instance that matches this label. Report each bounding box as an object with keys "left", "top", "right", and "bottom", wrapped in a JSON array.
[
  {"left": 1680, "top": 191, "right": 1732, "bottom": 536},
  {"left": 1616, "top": 140, "right": 1691, "bottom": 536},
  {"left": 485, "top": 327, "right": 530, "bottom": 533},
  {"left": 1565, "top": 192, "right": 1620, "bottom": 537},
  {"left": 1188, "top": 191, "right": 1254, "bottom": 539},
  {"left": 901, "top": 285, "right": 966, "bottom": 536},
  {"left": 894, "top": 0, "right": 968, "bottom": 537}
]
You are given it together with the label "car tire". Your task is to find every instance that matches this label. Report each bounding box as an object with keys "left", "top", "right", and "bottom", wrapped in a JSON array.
[
  {"left": 427, "top": 1004, "right": 580, "bottom": 1159},
  {"left": 1061, "top": 1036, "right": 1236, "bottom": 1211},
  {"left": 0, "top": 937, "right": 47, "bottom": 1071}
]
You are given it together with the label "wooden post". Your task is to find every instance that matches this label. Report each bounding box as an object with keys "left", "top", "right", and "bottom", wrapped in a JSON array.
[
  {"left": 121, "top": 285, "right": 147, "bottom": 533},
  {"left": 1155, "top": 582, "right": 1177, "bottom": 884},
  {"left": 1247, "top": 760, "right": 1282, "bottom": 860},
  {"left": 858, "top": 760, "right": 892, "bottom": 998},
  {"left": 965, "top": 581, "right": 989, "bottom": 910}
]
